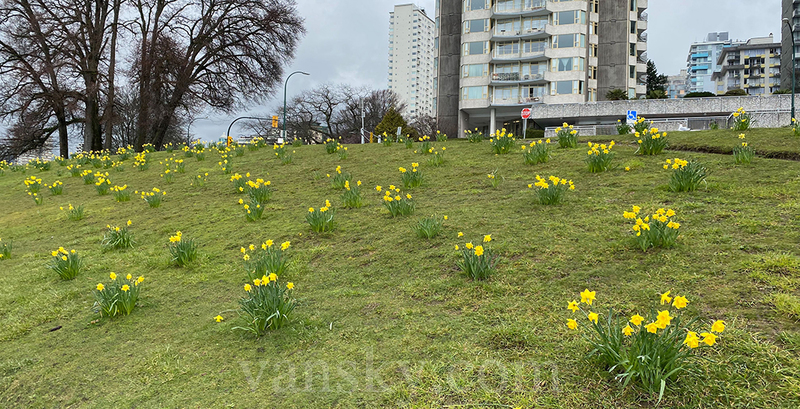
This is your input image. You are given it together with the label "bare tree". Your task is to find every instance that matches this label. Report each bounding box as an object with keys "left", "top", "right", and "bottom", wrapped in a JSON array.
[
  {"left": 0, "top": 0, "right": 81, "bottom": 159},
  {"left": 335, "top": 88, "right": 406, "bottom": 138},
  {"left": 408, "top": 113, "right": 437, "bottom": 138},
  {"left": 132, "top": 0, "right": 304, "bottom": 150}
]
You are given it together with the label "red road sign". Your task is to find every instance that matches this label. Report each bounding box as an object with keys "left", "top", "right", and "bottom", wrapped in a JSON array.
[{"left": 521, "top": 108, "right": 532, "bottom": 119}]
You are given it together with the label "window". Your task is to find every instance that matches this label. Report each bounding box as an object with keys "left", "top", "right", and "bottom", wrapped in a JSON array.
[
  {"left": 630, "top": 65, "right": 635, "bottom": 79},
  {"left": 464, "top": 19, "right": 489, "bottom": 33},
  {"left": 630, "top": 21, "right": 636, "bottom": 34},
  {"left": 552, "top": 57, "right": 584, "bottom": 72},
  {"left": 552, "top": 34, "right": 585, "bottom": 49},
  {"left": 462, "top": 63, "right": 489, "bottom": 78},
  {"left": 553, "top": 10, "right": 586, "bottom": 25},
  {"left": 523, "top": 39, "right": 546, "bottom": 54},
  {"left": 464, "top": 41, "right": 488, "bottom": 55},
  {"left": 464, "top": 0, "right": 487, "bottom": 11},
  {"left": 588, "top": 66, "right": 597, "bottom": 79},
  {"left": 462, "top": 86, "right": 488, "bottom": 100},
  {"left": 628, "top": 88, "right": 636, "bottom": 99},
  {"left": 630, "top": 43, "right": 636, "bottom": 56},
  {"left": 494, "top": 86, "right": 519, "bottom": 101},
  {"left": 496, "top": 41, "right": 519, "bottom": 56},
  {"left": 552, "top": 80, "right": 583, "bottom": 95}
]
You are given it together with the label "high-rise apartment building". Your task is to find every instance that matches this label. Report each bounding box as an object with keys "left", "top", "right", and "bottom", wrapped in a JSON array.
[
  {"left": 686, "top": 32, "right": 743, "bottom": 94},
  {"left": 712, "top": 35, "right": 781, "bottom": 96},
  {"left": 781, "top": 0, "right": 799, "bottom": 91},
  {"left": 388, "top": 4, "right": 436, "bottom": 118},
  {"left": 434, "top": 0, "right": 648, "bottom": 137},
  {"left": 667, "top": 69, "right": 688, "bottom": 99}
]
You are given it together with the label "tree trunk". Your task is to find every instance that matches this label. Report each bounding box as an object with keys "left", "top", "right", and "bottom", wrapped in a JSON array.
[
  {"left": 55, "top": 108, "right": 69, "bottom": 159},
  {"left": 103, "top": 0, "right": 120, "bottom": 151}
]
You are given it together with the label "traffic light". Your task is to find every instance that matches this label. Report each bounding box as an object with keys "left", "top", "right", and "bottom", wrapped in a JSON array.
[
  {"left": 226, "top": 135, "right": 232, "bottom": 147},
  {"left": 272, "top": 116, "right": 279, "bottom": 128}
]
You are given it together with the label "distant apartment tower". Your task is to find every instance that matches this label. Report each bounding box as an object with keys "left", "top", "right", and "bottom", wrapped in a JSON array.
[
  {"left": 781, "top": 0, "right": 799, "bottom": 91},
  {"left": 667, "top": 69, "right": 688, "bottom": 99},
  {"left": 686, "top": 32, "right": 743, "bottom": 94},
  {"left": 712, "top": 35, "right": 781, "bottom": 96},
  {"left": 388, "top": 4, "right": 435, "bottom": 118},
  {"left": 433, "top": 0, "right": 649, "bottom": 137}
]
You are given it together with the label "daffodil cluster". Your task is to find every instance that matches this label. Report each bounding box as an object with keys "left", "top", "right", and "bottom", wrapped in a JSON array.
[
  {"left": 324, "top": 137, "right": 339, "bottom": 154},
  {"left": 218, "top": 151, "right": 232, "bottom": 174},
  {"left": 664, "top": 158, "right": 707, "bottom": 192},
  {"left": 336, "top": 143, "right": 348, "bottom": 160},
  {"left": 381, "top": 131, "right": 393, "bottom": 146},
  {"left": 133, "top": 152, "right": 149, "bottom": 171},
  {"left": 416, "top": 135, "right": 433, "bottom": 155},
  {"left": 238, "top": 197, "right": 264, "bottom": 221},
  {"left": 94, "top": 172, "right": 112, "bottom": 195},
  {"left": 585, "top": 141, "right": 616, "bottom": 172},
  {"left": 555, "top": 123, "right": 578, "bottom": 149},
  {"left": 428, "top": 146, "right": 446, "bottom": 167},
  {"left": 565, "top": 289, "right": 725, "bottom": 400},
  {"left": 413, "top": 214, "right": 447, "bottom": 239},
  {"left": 94, "top": 272, "right": 145, "bottom": 317},
  {"left": 117, "top": 146, "right": 133, "bottom": 160},
  {"left": 376, "top": 185, "right": 415, "bottom": 217},
  {"left": 400, "top": 162, "right": 423, "bottom": 189},
  {"left": 238, "top": 270, "right": 296, "bottom": 336},
  {"left": 623, "top": 205, "right": 680, "bottom": 251},
  {"left": 230, "top": 172, "right": 248, "bottom": 193},
  {"left": 23, "top": 175, "right": 43, "bottom": 193},
  {"left": 793, "top": 118, "right": 800, "bottom": 137},
  {"left": 629, "top": 116, "right": 650, "bottom": 134},
  {"left": 248, "top": 178, "right": 274, "bottom": 204},
  {"left": 733, "top": 133, "right": 755, "bottom": 164},
  {"left": 102, "top": 220, "right": 135, "bottom": 250},
  {"left": 192, "top": 172, "right": 209, "bottom": 188},
  {"left": 48, "top": 247, "right": 82, "bottom": 280},
  {"left": 67, "top": 164, "right": 82, "bottom": 177},
  {"left": 489, "top": 128, "right": 516, "bottom": 154},
  {"left": 168, "top": 231, "right": 197, "bottom": 266},
  {"left": 60, "top": 203, "right": 85, "bottom": 221},
  {"left": 240, "top": 239, "right": 292, "bottom": 280},
  {"left": 522, "top": 138, "right": 551, "bottom": 165},
  {"left": 341, "top": 180, "right": 363, "bottom": 208},
  {"left": 455, "top": 234, "right": 496, "bottom": 280},
  {"left": 528, "top": 175, "right": 575, "bottom": 205},
  {"left": 28, "top": 158, "right": 52, "bottom": 171},
  {"left": 138, "top": 187, "right": 166, "bottom": 208},
  {"left": 465, "top": 128, "right": 483, "bottom": 143},
  {"left": 306, "top": 199, "right": 336, "bottom": 233},
  {"left": 731, "top": 107, "right": 751, "bottom": 131},
  {"left": 635, "top": 127, "right": 668, "bottom": 156},
  {"left": 159, "top": 158, "right": 177, "bottom": 183},
  {"left": 111, "top": 184, "right": 130, "bottom": 202},
  {"left": 329, "top": 166, "right": 352, "bottom": 190},
  {"left": 435, "top": 129, "right": 447, "bottom": 142},
  {"left": 0, "top": 238, "right": 11, "bottom": 260},
  {"left": 487, "top": 170, "right": 502, "bottom": 188}
]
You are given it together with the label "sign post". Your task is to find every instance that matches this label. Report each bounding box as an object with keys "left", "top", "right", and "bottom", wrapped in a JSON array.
[{"left": 521, "top": 108, "right": 532, "bottom": 139}]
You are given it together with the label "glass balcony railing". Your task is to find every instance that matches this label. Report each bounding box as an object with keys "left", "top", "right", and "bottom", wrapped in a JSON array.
[
  {"left": 493, "top": 44, "right": 548, "bottom": 60},
  {"left": 491, "top": 72, "right": 545, "bottom": 81},
  {"left": 494, "top": 0, "right": 547, "bottom": 14}
]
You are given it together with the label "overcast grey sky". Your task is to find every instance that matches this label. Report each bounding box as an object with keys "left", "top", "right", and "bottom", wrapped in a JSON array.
[{"left": 194, "top": 0, "right": 783, "bottom": 141}]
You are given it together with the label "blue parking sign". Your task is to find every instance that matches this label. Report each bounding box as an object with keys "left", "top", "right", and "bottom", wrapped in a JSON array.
[{"left": 626, "top": 110, "right": 637, "bottom": 126}]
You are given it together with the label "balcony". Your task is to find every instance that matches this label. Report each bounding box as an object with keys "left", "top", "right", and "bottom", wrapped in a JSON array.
[
  {"left": 490, "top": 72, "right": 546, "bottom": 85},
  {"left": 491, "top": 96, "right": 545, "bottom": 106},
  {"left": 491, "top": 46, "right": 548, "bottom": 62},
  {"left": 492, "top": 25, "right": 549, "bottom": 41},
  {"left": 638, "top": 0, "right": 648, "bottom": 8},
  {"left": 492, "top": 0, "right": 548, "bottom": 17}
]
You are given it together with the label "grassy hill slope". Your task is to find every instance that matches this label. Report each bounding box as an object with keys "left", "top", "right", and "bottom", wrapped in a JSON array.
[{"left": 1, "top": 131, "right": 800, "bottom": 408}]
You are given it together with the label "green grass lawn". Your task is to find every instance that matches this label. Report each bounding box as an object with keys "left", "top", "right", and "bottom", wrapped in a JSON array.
[{"left": 1, "top": 130, "right": 800, "bottom": 408}]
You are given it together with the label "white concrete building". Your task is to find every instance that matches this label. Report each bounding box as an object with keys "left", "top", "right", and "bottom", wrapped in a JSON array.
[
  {"left": 686, "top": 32, "right": 744, "bottom": 94},
  {"left": 435, "top": 0, "right": 649, "bottom": 138},
  {"left": 388, "top": 4, "right": 436, "bottom": 118}
]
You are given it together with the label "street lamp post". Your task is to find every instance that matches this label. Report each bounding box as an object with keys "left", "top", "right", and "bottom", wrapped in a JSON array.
[
  {"left": 282, "top": 71, "right": 310, "bottom": 141},
  {"left": 784, "top": 18, "right": 795, "bottom": 125}
]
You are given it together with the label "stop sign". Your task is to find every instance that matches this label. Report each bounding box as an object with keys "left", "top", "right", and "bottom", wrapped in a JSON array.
[{"left": 521, "top": 108, "right": 532, "bottom": 119}]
